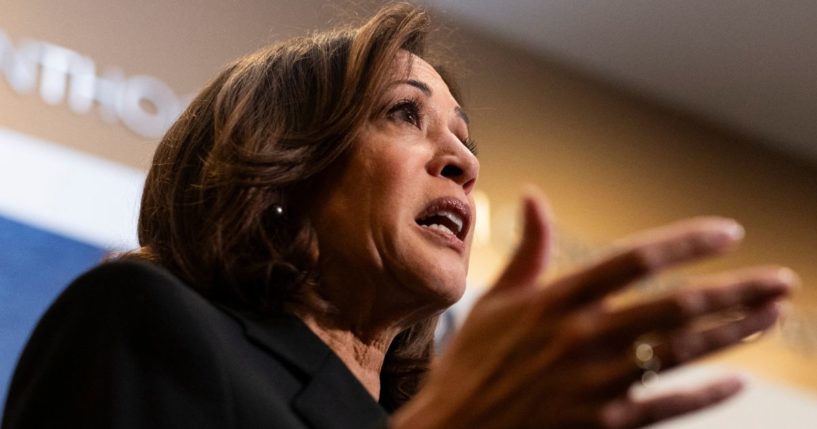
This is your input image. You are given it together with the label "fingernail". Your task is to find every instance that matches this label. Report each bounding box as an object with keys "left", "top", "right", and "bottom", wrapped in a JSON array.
[
  {"left": 716, "top": 377, "right": 745, "bottom": 396},
  {"left": 724, "top": 221, "right": 745, "bottom": 241},
  {"left": 734, "top": 373, "right": 752, "bottom": 389},
  {"left": 775, "top": 267, "right": 800, "bottom": 291},
  {"left": 706, "top": 220, "right": 744, "bottom": 249}
]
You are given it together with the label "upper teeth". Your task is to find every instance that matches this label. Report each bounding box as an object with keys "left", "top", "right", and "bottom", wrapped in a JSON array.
[
  {"left": 427, "top": 210, "right": 463, "bottom": 235},
  {"left": 439, "top": 211, "right": 463, "bottom": 233}
]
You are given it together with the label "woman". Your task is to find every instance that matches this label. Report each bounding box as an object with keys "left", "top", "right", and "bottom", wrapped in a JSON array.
[{"left": 2, "top": 4, "right": 795, "bottom": 429}]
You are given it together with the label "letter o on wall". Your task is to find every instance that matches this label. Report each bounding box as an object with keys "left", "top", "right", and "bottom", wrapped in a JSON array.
[{"left": 118, "top": 75, "right": 181, "bottom": 139}]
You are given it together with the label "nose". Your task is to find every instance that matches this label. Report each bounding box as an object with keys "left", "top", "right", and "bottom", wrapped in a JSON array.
[{"left": 428, "top": 137, "right": 479, "bottom": 194}]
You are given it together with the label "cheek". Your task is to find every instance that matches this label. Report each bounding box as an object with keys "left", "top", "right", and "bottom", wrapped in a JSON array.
[
  {"left": 319, "top": 159, "right": 407, "bottom": 241},
  {"left": 328, "top": 132, "right": 431, "bottom": 237},
  {"left": 361, "top": 151, "right": 425, "bottom": 209}
]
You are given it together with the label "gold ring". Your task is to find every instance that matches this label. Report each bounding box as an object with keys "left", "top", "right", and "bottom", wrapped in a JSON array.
[{"left": 633, "top": 341, "right": 661, "bottom": 384}]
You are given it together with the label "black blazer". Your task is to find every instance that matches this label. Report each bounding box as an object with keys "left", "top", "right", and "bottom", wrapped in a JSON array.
[{"left": 2, "top": 260, "right": 388, "bottom": 429}]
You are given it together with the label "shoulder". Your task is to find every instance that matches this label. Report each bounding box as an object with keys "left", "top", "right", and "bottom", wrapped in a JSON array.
[
  {"left": 48, "top": 259, "right": 214, "bottom": 328},
  {"left": 61, "top": 258, "right": 195, "bottom": 305},
  {"left": 15, "top": 258, "right": 234, "bottom": 376},
  {"left": 19, "top": 258, "right": 227, "bottom": 360},
  {"left": 3, "top": 260, "right": 238, "bottom": 428}
]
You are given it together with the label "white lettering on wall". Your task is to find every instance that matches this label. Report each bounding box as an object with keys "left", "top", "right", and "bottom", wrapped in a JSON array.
[{"left": 0, "top": 29, "right": 191, "bottom": 139}]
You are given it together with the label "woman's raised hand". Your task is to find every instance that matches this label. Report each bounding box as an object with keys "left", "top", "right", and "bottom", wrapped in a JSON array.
[{"left": 393, "top": 191, "right": 795, "bottom": 429}]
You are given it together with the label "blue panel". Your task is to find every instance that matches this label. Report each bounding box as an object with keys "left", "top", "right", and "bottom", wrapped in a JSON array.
[{"left": 0, "top": 215, "right": 106, "bottom": 416}]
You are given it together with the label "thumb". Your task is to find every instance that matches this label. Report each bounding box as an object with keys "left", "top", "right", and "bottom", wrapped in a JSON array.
[{"left": 491, "top": 187, "right": 553, "bottom": 294}]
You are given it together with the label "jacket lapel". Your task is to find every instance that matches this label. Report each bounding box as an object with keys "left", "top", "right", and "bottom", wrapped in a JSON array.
[
  {"left": 292, "top": 355, "right": 389, "bottom": 429},
  {"left": 220, "top": 307, "right": 388, "bottom": 429}
]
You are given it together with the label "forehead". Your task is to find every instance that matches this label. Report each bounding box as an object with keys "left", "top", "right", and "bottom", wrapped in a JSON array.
[{"left": 391, "top": 51, "right": 454, "bottom": 99}]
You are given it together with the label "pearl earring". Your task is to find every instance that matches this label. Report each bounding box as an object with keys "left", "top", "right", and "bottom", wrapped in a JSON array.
[{"left": 271, "top": 204, "right": 285, "bottom": 217}]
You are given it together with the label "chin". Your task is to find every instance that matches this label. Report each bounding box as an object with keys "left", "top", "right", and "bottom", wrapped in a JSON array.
[
  {"left": 415, "top": 268, "right": 468, "bottom": 311},
  {"left": 395, "top": 231, "right": 472, "bottom": 314},
  {"left": 427, "top": 256, "right": 471, "bottom": 306}
]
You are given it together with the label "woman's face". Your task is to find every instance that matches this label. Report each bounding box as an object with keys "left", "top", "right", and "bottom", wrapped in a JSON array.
[{"left": 311, "top": 52, "right": 479, "bottom": 316}]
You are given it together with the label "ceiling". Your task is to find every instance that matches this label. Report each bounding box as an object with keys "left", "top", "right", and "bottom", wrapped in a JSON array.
[{"left": 423, "top": 0, "right": 817, "bottom": 163}]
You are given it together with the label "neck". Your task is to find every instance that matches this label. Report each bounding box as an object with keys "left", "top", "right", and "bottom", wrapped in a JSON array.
[
  {"left": 296, "top": 310, "right": 401, "bottom": 400},
  {"left": 291, "top": 258, "right": 448, "bottom": 400}
]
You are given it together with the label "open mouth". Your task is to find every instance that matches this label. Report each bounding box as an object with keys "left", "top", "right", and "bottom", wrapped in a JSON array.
[{"left": 415, "top": 197, "right": 471, "bottom": 242}]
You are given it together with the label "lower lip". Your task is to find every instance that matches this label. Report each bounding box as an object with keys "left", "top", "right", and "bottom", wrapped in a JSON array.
[{"left": 415, "top": 224, "right": 466, "bottom": 253}]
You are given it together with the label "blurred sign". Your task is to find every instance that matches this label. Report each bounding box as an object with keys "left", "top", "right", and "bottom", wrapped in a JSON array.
[{"left": 0, "top": 28, "right": 190, "bottom": 139}]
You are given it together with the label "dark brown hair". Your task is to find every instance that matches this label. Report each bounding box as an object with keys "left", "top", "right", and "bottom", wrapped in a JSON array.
[{"left": 134, "top": 3, "right": 441, "bottom": 410}]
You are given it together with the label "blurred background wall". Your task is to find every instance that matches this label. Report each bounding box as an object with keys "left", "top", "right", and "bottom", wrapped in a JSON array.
[{"left": 1, "top": 1, "right": 815, "bottom": 426}]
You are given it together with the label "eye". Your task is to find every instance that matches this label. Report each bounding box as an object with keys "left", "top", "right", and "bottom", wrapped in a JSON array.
[
  {"left": 462, "top": 137, "right": 478, "bottom": 156},
  {"left": 387, "top": 98, "right": 423, "bottom": 129}
]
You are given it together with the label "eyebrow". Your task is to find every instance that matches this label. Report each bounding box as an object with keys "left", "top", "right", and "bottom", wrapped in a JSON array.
[
  {"left": 391, "top": 79, "right": 471, "bottom": 126},
  {"left": 398, "top": 78, "right": 431, "bottom": 96}
]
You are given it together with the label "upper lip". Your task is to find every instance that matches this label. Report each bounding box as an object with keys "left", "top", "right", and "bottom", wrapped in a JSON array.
[{"left": 415, "top": 197, "right": 472, "bottom": 241}]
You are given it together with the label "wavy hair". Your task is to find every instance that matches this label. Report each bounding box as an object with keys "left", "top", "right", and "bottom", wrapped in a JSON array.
[{"left": 134, "top": 3, "right": 445, "bottom": 410}]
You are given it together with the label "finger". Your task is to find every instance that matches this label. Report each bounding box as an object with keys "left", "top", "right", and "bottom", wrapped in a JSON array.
[
  {"left": 600, "top": 377, "right": 744, "bottom": 429},
  {"left": 574, "top": 300, "right": 774, "bottom": 397},
  {"left": 593, "top": 266, "right": 796, "bottom": 346},
  {"left": 520, "top": 267, "right": 790, "bottom": 401},
  {"left": 558, "top": 353, "right": 643, "bottom": 399},
  {"left": 491, "top": 188, "right": 553, "bottom": 294},
  {"left": 547, "top": 217, "right": 744, "bottom": 310},
  {"left": 571, "top": 300, "right": 781, "bottom": 398},
  {"left": 655, "top": 300, "right": 781, "bottom": 368}
]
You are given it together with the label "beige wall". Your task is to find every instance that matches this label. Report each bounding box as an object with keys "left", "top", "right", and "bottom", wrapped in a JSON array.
[
  {"left": 449, "top": 23, "right": 817, "bottom": 391},
  {"left": 2, "top": 0, "right": 815, "bottom": 392},
  {"left": 0, "top": 0, "right": 344, "bottom": 168}
]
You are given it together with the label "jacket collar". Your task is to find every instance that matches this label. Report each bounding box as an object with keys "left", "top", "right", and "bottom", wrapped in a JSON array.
[{"left": 220, "top": 307, "right": 389, "bottom": 429}]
